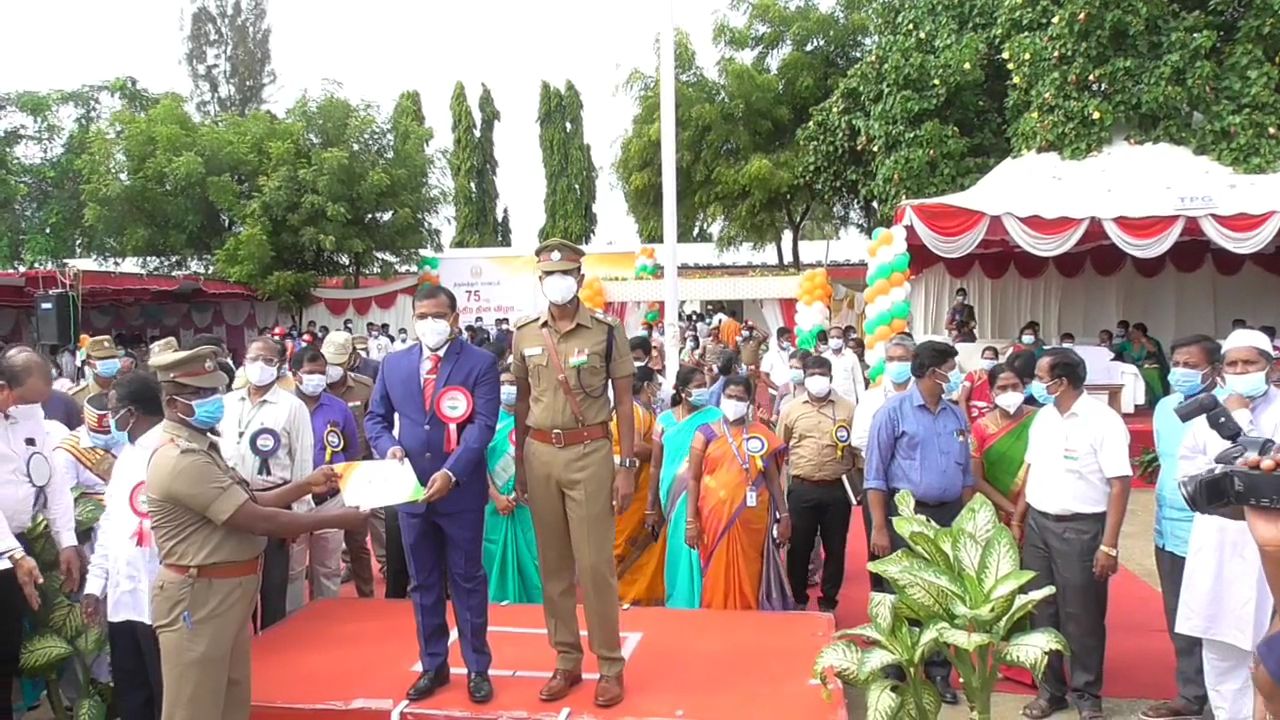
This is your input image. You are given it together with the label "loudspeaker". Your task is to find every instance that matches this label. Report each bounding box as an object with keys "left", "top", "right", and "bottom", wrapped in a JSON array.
[{"left": 34, "top": 292, "right": 78, "bottom": 347}]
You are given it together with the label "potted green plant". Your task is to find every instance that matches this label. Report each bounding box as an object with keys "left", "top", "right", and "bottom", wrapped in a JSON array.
[
  {"left": 18, "top": 489, "right": 112, "bottom": 720},
  {"left": 1134, "top": 447, "right": 1160, "bottom": 485},
  {"left": 814, "top": 491, "right": 1069, "bottom": 720}
]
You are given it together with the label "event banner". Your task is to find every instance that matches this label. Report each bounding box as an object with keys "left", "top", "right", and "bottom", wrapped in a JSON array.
[{"left": 437, "top": 252, "right": 633, "bottom": 322}]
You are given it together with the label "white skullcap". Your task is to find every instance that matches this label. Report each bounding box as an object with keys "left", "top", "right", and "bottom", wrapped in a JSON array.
[{"left": 1222, "top": 329, "right": 1274, "bottom": 359}]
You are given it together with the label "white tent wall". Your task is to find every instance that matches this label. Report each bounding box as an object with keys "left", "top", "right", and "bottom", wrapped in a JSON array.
[{"left": 911, "top": 261, "right": 1280, "bottom": 342}]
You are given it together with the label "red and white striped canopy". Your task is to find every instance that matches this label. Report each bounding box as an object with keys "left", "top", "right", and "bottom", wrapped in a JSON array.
[{"left": 896, "top": 142, "right": 1280, "bottom": 269}]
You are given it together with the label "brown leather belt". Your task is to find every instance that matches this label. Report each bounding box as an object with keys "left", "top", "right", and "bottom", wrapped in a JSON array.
[
  {"left": 163, "top": 557, "right": 261, "bottom": 579},
  {"left": 527, "top": 423, "right": 609, "bottom": 448}
]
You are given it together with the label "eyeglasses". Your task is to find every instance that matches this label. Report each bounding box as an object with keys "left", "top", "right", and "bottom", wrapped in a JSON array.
[{"left": 246, "top": 355, "right": 281, "bottom": 368}]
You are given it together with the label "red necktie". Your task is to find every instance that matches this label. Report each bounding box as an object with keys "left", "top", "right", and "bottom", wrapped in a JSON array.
[{"left": 422, "top": 353, "right": 440, "bottom": 410}]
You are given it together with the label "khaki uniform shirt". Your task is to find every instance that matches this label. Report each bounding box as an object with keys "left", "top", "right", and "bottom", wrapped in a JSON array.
[
  {"left": 779, "top": 391, "right": 856, "bottom": 481},
  {"left": 511, "top": 303, "right": 633, "bottom": 429},
  {"left": 146, "top": 420, "right": 267, "bottom": 566},
  {"left": 333, "top": 372, "right": 374, "bottom": 459},
  {"left": 69, "top": 381, "right": 106, "bottom": 408}
]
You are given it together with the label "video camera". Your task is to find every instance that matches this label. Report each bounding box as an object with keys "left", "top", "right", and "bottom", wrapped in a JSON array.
[{"left": 1176, "top": 392, "right": 1280, "bottom": 512}]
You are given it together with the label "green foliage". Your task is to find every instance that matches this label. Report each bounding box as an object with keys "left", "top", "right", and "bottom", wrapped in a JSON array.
[
  {"left": 538, "top": 81, "right": 597, "bottom": 244},
  {"left": 803, "top": 0, "right": 1280, "bottom": 228},
  {"left": 476, "top": 85, "right": 503, "bottom": 246},
  {"left": 449, "top": 82, "right": 503, "bottom": 248},
  {"left": 184, "top": 0, "right": 277, "bottom": 118},
  {"left": 74, "top": 694, "right": 107, "bottom": 720},
  {"left": 815, "top": 492, "right": 1067, "bottom": 719},
  {"left": 498, "top": 205, "right": 512, "bottom": 247}
]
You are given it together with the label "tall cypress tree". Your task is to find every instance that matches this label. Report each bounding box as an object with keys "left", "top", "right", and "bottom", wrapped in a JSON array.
[
  {"left": 537, "top": 80, "right": 597, "bottom": 244},
  {"left": 184, "top": 0, "right": 276, "bottom": 117},
  {"left": 476, "top": 85, "right": 503, "bottom": 246},
  {"left": 449, "top": 82, "right": 484, "bottom": 247}
]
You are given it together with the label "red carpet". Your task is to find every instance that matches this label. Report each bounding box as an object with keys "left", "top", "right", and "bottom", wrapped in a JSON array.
[
  {"left": 828, "top": 504, "right": 1177, "bottom": 700},
  {"left": 1127, "top": 409, "right": 1155, "bottom": 465},
  {"left": 251, "top": 599, "right": 845, "bottom": 720}
]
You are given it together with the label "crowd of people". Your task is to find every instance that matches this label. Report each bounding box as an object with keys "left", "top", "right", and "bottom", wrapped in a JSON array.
[{"left": 4, "top": 254, "right": 1280, "bottom": 719}]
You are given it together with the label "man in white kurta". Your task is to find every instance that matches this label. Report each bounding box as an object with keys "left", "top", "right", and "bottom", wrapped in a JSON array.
[{"left": 1176, "top": 329, "right": 1280, "bottom": 720}]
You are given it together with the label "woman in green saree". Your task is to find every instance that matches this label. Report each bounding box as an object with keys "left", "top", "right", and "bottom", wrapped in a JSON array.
[
  {"left": 1118, "top": 321, "right": 1170, "bottom": 405},
  {"left": 970, "top": 364, "right": 1036, "bottom": 519},
  {"left": 644, "top": 366, "right": 723, "bottom": 609},
  {"left": 483, "top": 368, "right": 542, "bottom": 603}
]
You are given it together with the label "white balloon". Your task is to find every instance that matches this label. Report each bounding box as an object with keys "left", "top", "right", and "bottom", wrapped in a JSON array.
[
  {"left": 890, "top": 224, "right": 907, "bottom": 245},
  {"left": 872, "top": 295, "right": 892, "bottom": 316},
  {"left": 889, "top": 237, "right": 907, "bottom": 257},
  {"left": 902, "top": 281, "right": 912, "bottom": 297},
  {"left": 888, "top": 286, "right": 907, "bottom": 303}
]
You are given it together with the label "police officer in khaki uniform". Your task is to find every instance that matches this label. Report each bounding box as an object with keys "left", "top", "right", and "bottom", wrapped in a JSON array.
[
  {"left": 511, "top": 238, "right": 637, "bottom": 708},
  {"left": 321, "top": 330, "right": 378, "bottom": 598},
  {"left": 147, "top": 347, "right": 368, "bottom": 720},
  {"left": 148, "top": 336, "right": 179, "bottom": 361},
  {"left": 70, "top": 335, "right": 126, "bottom": 407}
]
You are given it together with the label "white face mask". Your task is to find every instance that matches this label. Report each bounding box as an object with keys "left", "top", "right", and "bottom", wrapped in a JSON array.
[
  {"left": 980, "top": 358, "right": 997, "bottom": 371},
  {"left": 298, "top": 373, "right": 327, "bottom": 397},
  {"left": 324, "top": 365, "right": 345, "bottom": 385},
  {"left": 829, "top": 338, "right": 845, "bottom": 351},
  {"left": 416, "top": 318, "right": 452, "bottom": 351},
  {"left": 245, "top": 360, "right": 279, "bottom": 388},
  {"left": 541, "top": 273, "right": 579, "bottom": 306},
  {"left": 994, "top": 391, "right": 1025, "bottom": 414},
  {"left": 720, "top": 398, "right": 750, "bottom": 422},
  {"left": 1020, "top": 334, "right": 1036, "bottom": 344},
  {"left": 803, "top": 375, "right": 832, "bottom": 398}
]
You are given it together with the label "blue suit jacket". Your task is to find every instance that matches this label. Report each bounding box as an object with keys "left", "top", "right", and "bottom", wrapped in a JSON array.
[{"left": 364, "top": 340, "right": 500, "bottom": 515}]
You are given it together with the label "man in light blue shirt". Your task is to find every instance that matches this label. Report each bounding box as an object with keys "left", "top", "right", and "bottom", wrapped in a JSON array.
[
  {"left": 864, "top": 340, "right": 973, "bottom": 705},
  {"left": 1142, "top": 335, "right": 1219, "bottom": 720}
]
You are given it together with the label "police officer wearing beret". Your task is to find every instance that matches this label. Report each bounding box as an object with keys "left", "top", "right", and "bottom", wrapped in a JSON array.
[
  {"left": 146, "top": 348, "right": 368, "bottom": 720},
  {"left": 511, "top": 239, "right": 636, "bottom": 708}
]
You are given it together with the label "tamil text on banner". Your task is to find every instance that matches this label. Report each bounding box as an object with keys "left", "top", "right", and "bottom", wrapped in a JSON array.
[{"left": 437, "top": 252, "right": 633, "bottom": 321}]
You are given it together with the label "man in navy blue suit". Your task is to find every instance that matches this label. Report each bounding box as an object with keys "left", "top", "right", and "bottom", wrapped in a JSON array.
[{"left": 365, "top": 284, "right": 500, "bottom": 704}]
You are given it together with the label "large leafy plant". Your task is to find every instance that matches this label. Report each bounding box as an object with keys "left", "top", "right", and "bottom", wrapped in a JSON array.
[
  {"left": 815, "top": 491, "right": 1069, "bottom": 720},
  {"left": 19, "top": 490, "right": 112, "bottom": 720}
]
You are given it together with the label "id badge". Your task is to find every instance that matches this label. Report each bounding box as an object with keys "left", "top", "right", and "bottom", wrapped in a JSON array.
[{"left": 746, "top": 488, "right": 758, "bottom": 508}]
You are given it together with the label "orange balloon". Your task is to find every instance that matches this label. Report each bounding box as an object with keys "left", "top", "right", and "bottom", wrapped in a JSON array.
[
  {"left": 889, "top": 272, "right": 905, "bottom": 287},
  {"left": 890, "top": 318, "right": 909, "bottom": 333},
  {"left": 873, "top": 278, "right": 890, "bottom": 297},
  {"left": 78, "top": 334, "right": 90, "bottom": 349},
  {"left": 874, "top": 326, "right": 893, "bottom": 342}
]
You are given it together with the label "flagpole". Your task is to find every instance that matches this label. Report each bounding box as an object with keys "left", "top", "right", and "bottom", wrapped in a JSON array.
[{"left": 659, "top": 0, "right": 680, "bottom": 386}]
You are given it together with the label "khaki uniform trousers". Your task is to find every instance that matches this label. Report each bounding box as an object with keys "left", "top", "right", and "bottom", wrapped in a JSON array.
[
  {"left": 152, "top": 568, "right": 260, "bottom": 720},
  {"left": 526, "top": 437, "right": 625, "bottom": 676}
]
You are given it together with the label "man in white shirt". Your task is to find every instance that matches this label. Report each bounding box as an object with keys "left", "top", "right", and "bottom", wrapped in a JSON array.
[
  {"left": 367, "top": 323, "right": 394, "bottom": 361},
  {"left": 1174, "top": 329, "right": 1280, "bottom": 720},
  {"left": 217, "top": 336, "right": 315, "bottom": 629},
  {"left": 1015, "top": 348, "right": 1132, "bottom": 720},
  {"left": 0, "top": 348, "right": 82, "bottom": 712},
  {"left": 760, "top": 326, "right": 796, "bottom": 400},
  {"left": 822, "top": 325, "right": 866, "bottom": 404},
  {"left": 83, "top": 371, "right": 167, "bottom": 720}
]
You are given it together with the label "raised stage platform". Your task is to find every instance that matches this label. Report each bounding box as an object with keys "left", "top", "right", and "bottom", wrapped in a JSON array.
[{"left": 250, "top": 598, "right": 845, "bottom": 720}]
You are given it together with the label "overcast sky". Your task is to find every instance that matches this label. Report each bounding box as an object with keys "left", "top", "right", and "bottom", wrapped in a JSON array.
[{"left": 3, "top": 0, "right": 734, "bottom": 252}]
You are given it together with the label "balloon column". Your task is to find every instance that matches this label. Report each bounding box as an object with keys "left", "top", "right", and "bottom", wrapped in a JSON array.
[
  {"left": 579, "top": 277, "right": 607, "bottom": 312},
  {"left": 634, "top": 247, "right": 660, "bottom": 278},
  {"left": 417, "top": 256, "right": 440, "bottom": 287},
  {"left": 794, "top": 268, "right": 833, "bottom": 351},
  {"left": 643, "top": 302, "right": 661, "bottom": 324},
  {"left": 861, "top": 225, "right": 913, "bottom": 384}
]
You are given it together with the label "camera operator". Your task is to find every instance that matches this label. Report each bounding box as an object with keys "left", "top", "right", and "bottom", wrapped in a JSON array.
[{"left": 1176, "top": 329, "right": 1280, "bottom": 719}]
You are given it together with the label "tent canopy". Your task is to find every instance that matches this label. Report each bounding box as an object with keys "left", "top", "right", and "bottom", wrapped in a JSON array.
[
  {"left": 0, "top": 269, "right": 257, "bottom": 309},
  {"left": 897, "top": 142, "right": 1280, "bottom": 278}
]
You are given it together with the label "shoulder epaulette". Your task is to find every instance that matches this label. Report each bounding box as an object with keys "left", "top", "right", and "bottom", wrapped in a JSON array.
[
  {"left": 349, "top": 373, "right": 374, "bottom": 387},
  {"left": 69, "top": 382, "right": 88, "bottom": 395},
  {"left": 593, "top": 311, "right": 620, "bottom": 326},
  {"left": 514, "top": 314, "right": 540, "bottom": 328}
]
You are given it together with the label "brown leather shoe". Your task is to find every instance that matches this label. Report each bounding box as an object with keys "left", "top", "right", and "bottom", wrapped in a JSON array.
[
  {"left": 594, "top": 673, "right": 624, "bottom": 708},
  {"left": 538, "top": 669, "right": 582, "bottom": 702}
]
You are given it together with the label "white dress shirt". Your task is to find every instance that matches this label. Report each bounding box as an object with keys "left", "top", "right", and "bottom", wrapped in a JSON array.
[
  {"left": 369, "top": 334, "right": 394, "bottom": 361},
  {"left": 852, "top": 382, "right": 910, "bottom": 454},
  {"left": 760, "top": 345, "right": 793, "bottom": 392},
  {"left": 1023, "top": 394, "right": 1132, "bottom": 515},
  {"left": 218, "top": 383, "right": 314, "bottom": 511},
  {"left": 0, "top": 412, "right": 76, "bottom": 569},
  {"left": 823, "top": 349, "right": 867, "bottom": 405},
  {"left": 83, "top": 425, "right": 165, "bottom": 624},
  {"left": 50, "top": 426, "right": 118, "bottom": 495},
  {"left": 1175, "top": 387, "right": 1280, "bottom": 651}
]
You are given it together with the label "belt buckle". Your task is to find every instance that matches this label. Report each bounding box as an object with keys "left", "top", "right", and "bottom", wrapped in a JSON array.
[{"left": 550, "top": 429, "right": 566, "bottom": 448}]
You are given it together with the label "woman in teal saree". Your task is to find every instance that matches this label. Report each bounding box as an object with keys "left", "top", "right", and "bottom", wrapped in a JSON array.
[
  {"left": 483, "top": 369, "right": 542, "bottom": 603},
  {"left": 645, "top": 366, "right": 722, "bottom": 609},
  {"left": 1118, "top": 322, "right": 1170, "bottom": 405}
]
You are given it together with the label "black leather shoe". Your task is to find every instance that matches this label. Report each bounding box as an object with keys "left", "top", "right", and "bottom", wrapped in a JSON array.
[
  {"left": 933, "top": 676, "right": 959, "bottom": 705},
  {"left": 406, "top": 665, "right": 450, "bottom": 701},
  {"left": 467, "top": 672, "right": 493, "bottom": 703}
]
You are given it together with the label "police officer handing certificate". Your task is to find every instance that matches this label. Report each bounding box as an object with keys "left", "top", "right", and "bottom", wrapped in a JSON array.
[
  {"left": 146, "top": 348, "right": 368, "bottom": 720},
  {"left": 512, "top": 239, "right": 636, "bottom": 708}
]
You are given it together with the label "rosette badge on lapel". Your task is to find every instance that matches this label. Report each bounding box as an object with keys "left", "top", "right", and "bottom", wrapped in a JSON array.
[
  {"left": 249, "top": 427, "right": 281, "bottom": 480},
  {"left": 832, "top": 422, "right": 852, "bottom": 461},
  {"left": 434, "top": 386, "right": 474, "bottom": 453},
  {"left": 129, "top": 482, "right": 151, "bottom": 547},
  {"left": 743, "top": 433, "right": 769, "bottom": 474},
  {"left": 322, "top": 424, "right": 344, "bottom": 464}
]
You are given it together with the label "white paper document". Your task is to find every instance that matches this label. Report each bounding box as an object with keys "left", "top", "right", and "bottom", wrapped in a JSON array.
[{"left": 335, "top": 459, "right": 425, "bottom": 510}]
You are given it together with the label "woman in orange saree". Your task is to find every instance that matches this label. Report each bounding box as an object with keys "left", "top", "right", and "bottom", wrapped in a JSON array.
[
  {"left": 684, "top": 375, "right": 791, "bottom": 610},
  {"left": 611, "top": 367, "right": 665, "bottom": 605}
]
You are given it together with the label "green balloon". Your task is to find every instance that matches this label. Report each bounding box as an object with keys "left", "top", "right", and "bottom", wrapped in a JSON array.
[
  {"left": 891, "top": 301, "right": 910, "bottom": 320},
  {"left": 871, "top": 227, "right": 888, "bottom": 244},
  {"left": 867, "top": 263, "right": 889, "bottom": 286},
  {"left": 873, "top": 311, "right": 892, "bottom": 330},
  {"left": 892, "top": 253, "right": 910, "bottom": 274}
]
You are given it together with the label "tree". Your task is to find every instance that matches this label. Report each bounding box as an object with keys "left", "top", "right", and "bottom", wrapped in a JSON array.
[
  {"left": 448, "top": 82, "right": 485, "bottom": 247},
  {"left": 184, "top": 0, "right": 277, "bottom": 117},
  {"left": 498, "top": 205, "right": 512, "bottom": 246},
  {"left": 709, "top": 0, "right": 865, "bottom": 267},
  {"left": 614, "top": 32, "right": 722, "bottom": 245},
  {"left": 215, "top": 91, "right": 446, "bottom": 311},
  {"left": 537, "top": 81, "right": 597, "bottom": 244},
  {"left": 802, "top": 0, "right": 1280, "bottom": 228},
  {"left": 476, "top": 85, "right": 503, "bottom": 245}
]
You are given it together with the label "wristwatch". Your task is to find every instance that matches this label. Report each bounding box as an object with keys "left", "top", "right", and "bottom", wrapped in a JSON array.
[
  {"left": 617, "top": 457, "right": 640, "bottom": 470},
  {"left": 1098, "top": 545, "right": 1119, "bottom": 558},
  {"left": 6, "top": 548, "right": 28, "bottom": 564}
]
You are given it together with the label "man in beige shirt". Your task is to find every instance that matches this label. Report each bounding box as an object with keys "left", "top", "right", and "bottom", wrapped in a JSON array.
[{"left": 778, "top": 354, "right": 855, "bottom": 613}]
